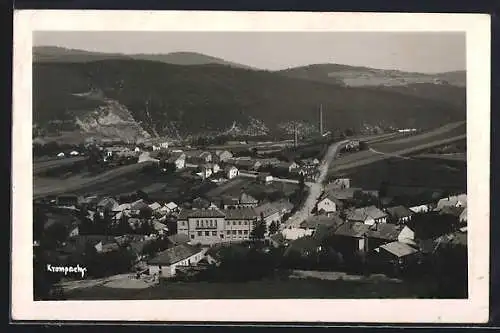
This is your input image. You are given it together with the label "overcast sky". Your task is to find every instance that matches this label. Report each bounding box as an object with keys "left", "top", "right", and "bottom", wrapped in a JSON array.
[{"left": 34, "top": 31, "right": 465, "bottom": 73}]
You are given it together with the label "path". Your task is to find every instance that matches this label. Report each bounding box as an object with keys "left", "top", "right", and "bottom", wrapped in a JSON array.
[{"left": 282, "top": 140, "right": 349, "bottom": 228}]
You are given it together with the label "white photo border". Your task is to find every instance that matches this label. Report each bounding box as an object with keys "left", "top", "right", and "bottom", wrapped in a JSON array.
[{"left": 12, "top": 10, "right": 491, "bottom": 323}]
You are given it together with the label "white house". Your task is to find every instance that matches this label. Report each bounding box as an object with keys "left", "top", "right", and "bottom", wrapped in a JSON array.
[
  {"left": 459, "top": 207, "right": 467, "bottom": 224},
  {"left": 168, "top": 153, "right": 186, "bottom": 170},
  {"left": 147, "top": 244, "right": 205, "bottom": 278},
  {"left": 134, "top": 147, "right": 141, "bottom": 153},
  {"left": 69, "top": 151, "right": 80, "bottom": 156},
  {"left": 225, "top": 166, "right": 239, "bottom": 179},
  {"left": 57, "top": 152, "right": 65, "bottom": 158},
  {"left": 200, "top": 164, "right": 213, "bottom": 179},
  {"left": 316, "top": 193, "right": 342, "bottom": 214},
  {"left": 148, "top": 202, "right": 162, "bottom": 213},
  {"left": 397, "top": 225, "right": 416, "bottom": 246},
  {"left": 163, "top": 202, "right": 179, "bottom": 214},
  {"left": 436, "top": 194, "right": 467, "bottom": 211},
  {"left": 409, "top": 204, "right": 430, "bottom": 214}
]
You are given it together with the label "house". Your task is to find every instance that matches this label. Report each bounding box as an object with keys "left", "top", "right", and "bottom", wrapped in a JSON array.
[
  {"left": 211, "top": 163, "right": 221, "bottom": 174},
  {"left": 346, "top": 205, "right": 388, "bottom": 226},
  {"left": 257, "top": 173, "right": 273, "bottom": 184},
  {"left": 385, "top": 205, "right": 414, "bottom": 224},
  {"left": 436, "top": 194, "right": 467, "bottom": 211},
  {"left": 153, "top": 221, "right": 168, "bottom": 235},
  {"left": 69, "top": 150, "right": 80, "bottom": 156},
  {"left": 300, "top": 214, "right": 344, "bottom": 233},
  {"left": 200, "top": 164, "right": 213, "bottom": 179},
  {"left": 254, "top": 199, "right": 293, "bottom": 227},
  {"left": 129, "top": 199, "right": 152, "bottom": 216},
  {"left": 274, "top": 161, "right": 300, "bottom": 174},
  {"left": 225, "top": 165, "right": 239, "bottom": 179},
  {"left": 284, "top": 235, "right": 322, "bottom": 257},
  {"left": 316, "top": 192, "right": 343, "bottom": 214},
  {"left": 134, "top": 147, "right": 141, "bottom": 153},
  {"left": 409, "top": 203, "right": 431, "bottom": 214},
  {"left": 332, "top": 221, "right": 370, "bottom": 253},
  {"left": 57, "top": 152, "right": 65, "bottom": 158},
  {"left": 238, "top": 192, "right": 259, "bottom": 208},
  {"left": 397, "top": 225, "right": 417, "bottom": 246},
  {"left": 147, "top": 244, "right": 205, "bottom": 278},
  {"left": 167, "top": 152, "right": 186, "bottom": 170},
  {"left": 439, "top": 205, "right": 465, "bottom": 220},
  {"left": 191, "top": 197, "right": 217, "bottom": 210},
  {"left": 321, "top": 187, "right": 361, "bottom": 204},
  {"left": 327, "top": 178, "right": 351, "bottom": 190},
  {"left": 177, "top": 208, "right": 227, "bottom": 244},
  {"left": 214, "top": 150, "right": 233, "bottom": 163},
  {"left": 459, "top": 207, "right": 467, "bottom": 225},
  {"left": 199, "top": 152, "right": 213, "bottom": 163},
  {"left": 365, "top": 223, "right": 402, "bottom": 252},
  {"left": 234, "top": 159, "right": 262, "bottom": 171},
  {"left": 374, "top": 241, "right": 420, "bottom": 266},
  {"left": 96, "top": 197, "right": 120, "bottom": 215},
  {"left": 56, "top": 195, "right": 83, "bottom": 207},
  {"left": 223, "top": 207, "right": 258, "bottom": 242},
  {"left": 282, "top": 228, "right": 314, "bottom": 240},
  {"left": 148, "top": 202, "right": 162, "bottom": 213},
  {"left": 163, "top": 202, "right": 179, "bottom": 214}
]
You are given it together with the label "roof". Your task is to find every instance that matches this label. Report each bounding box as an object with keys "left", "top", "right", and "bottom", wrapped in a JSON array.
[
  {"left": 130, "top": 199, "right": 149, "bottom": 211},
  {"left": 165, "top": 202, "right": 178, "bottom": 210},
  {"left": 436, "top": 194, "right": 467, "bottom": 210},
  {"left": 439, "top": 205, "right": 465, "bottom": 218},
  {"left": 334, "top": 221, "right": 369, "bottom": 238},
  {"left": 147, "top": 244, "right": 203, "bottom": 266},
  {"left": 379, "top": 241, "right": 419, "bottom": 257},
  {"left": 366, "top": 223, "right": 402, "bottom": 241},
  {"left": 223, "top": 207, "right": 258, "bottom": 220},
  {"left": 300, "top": 214, "right": 344, "bottom": 230},
  {"left": 321, "top": 188, "right": 361, "bottom": 201},
  {"left": 224, "top": 165, "right": 238, "bottom": 172},
  {"left": 149, "top": 202, "right": 162, "bottom": 210},
  {"left": 113, "top": 203, "right": 131, "bottom": 212},
  {"left": 347, "top": 205, "right": 387, "bottom": 222},
  {"left": 153, "top": 221, "right": 167, "bottom": 231},
  {"left": 240, "top": 192, "right": 258, "bottom": 204},
  {"left": 386, "top": 205, "right": 414, "bottom": 219},
  {"left": 97, "top": 197, "right": 119, "bottom": 209},
  {"left": 254, "top": 199, "right": 293, "bottom": 218},
  {"left": 178, "top": 208, "right": 226, "bottom": 220}
]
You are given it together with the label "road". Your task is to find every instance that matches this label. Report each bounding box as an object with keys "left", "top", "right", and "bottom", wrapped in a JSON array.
[{"left": 282, "top": 140, "right": 348, "bottom": 229}]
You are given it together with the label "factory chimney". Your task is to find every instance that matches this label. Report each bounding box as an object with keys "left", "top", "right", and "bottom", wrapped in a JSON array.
[{"left": 319, "top": 104, "right": 324, "bottom": 136}]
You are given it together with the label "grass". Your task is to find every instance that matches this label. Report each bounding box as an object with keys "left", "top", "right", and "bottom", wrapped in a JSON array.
[
  {"left": 331, "top": 156, "right": 466, "bottom": 195},
  {"left": 63, "top": 276, "right": 441, "bottom": 300}
]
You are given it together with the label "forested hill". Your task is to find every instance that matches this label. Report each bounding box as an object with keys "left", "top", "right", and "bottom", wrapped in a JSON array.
[{"left": 33, "top": 59, "right": 466, "bottom": 141}]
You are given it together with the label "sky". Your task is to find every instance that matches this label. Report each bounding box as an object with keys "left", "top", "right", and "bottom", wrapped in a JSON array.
[{"left": 33, "top": 31, "right": 466, "bottom": 73}]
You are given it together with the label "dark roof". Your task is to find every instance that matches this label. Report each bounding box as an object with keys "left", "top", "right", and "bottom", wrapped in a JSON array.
[
  {"left": 147, "top": 244, "right": 203, "bottom": 266},
  {"left": 386, "top": 205, "right": 414, "bottom": 219},
  {"left": 254, "top": 199, "right": 293, "bottom": 218},
  {"left": 240, "top": 192, "right": 258, "bottom": 204},
  {"left": 439, "top": 206, "right": 465, "bottom": 218},
  {"left": 379, "top": 241, "right": 419, "bottom": 257},
  {"left": 223, "top": 207, "right": 258, "bottom": 220},
  {"left": 333, "top": 221, "right": 370, "bottom": 238},
  {"left": 366, "top": 223, "right": 402, "bottom": 241},
  {"left": 178, "top": 208, "right": 226, "bottom": 220},
  {"left": 300, "top": 214, "right": 344, "bottom": 229},
  {"left": 347, "top": 205, "right": 387, "bottom": 222},
  {"left": 321, "top": 188, "right": 360, "bottom": 201}
]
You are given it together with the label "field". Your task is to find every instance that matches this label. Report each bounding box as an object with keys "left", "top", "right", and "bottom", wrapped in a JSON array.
[
  {"left": 330, "top": 157, "right": 466, "bottom": 197},
  {"left": 33, "top": 161, "right": 157, "bottom": 198},
  {"left": 34, "top": 156, "right": 88, "bottom": 175},
  {"left": 63, "top": 276, "right": 442, "bottom": 300},
  {"left": 328, "top": 121, "right": 466, "bottom": 175}
]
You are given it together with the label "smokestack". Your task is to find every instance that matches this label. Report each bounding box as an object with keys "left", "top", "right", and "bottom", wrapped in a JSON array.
[{"left": 319, "top": 104, "right": 323, "bottom": 135}]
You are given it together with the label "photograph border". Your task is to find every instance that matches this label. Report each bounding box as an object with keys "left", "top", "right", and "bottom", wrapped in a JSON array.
[{"left": 12, "top": 10, "right": 491, "bottom": 323}]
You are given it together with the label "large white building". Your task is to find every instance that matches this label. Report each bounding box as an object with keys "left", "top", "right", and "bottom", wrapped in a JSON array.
[{"left": 177, "top": 207, "right": 258, "bottom": 245}]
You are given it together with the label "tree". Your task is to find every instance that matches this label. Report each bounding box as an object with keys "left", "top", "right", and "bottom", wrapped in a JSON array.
[
  {"left": 298, "top": 173, "right": 305, "bottom": 192},
  {"left": 251, "top": 214, "right": 267, "bottom": 241},
  {"left": 268, "top": 221, "right": 279, "bottom": 235}
]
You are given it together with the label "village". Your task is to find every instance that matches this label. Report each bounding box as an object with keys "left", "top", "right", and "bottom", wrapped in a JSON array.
[{"left": 33, "top": 132, "right": 468, "bottom": 300}]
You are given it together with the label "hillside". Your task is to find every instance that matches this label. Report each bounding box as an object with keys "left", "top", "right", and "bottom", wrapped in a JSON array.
[
  {"left": 278, "top": 63, "right": 466, "bottom": 87},
  {"left": 33, "top": 46, "right": 253, "bottom": 69},
  {"left": 33, "top": 59, "right": 465, "bottom": 142}
]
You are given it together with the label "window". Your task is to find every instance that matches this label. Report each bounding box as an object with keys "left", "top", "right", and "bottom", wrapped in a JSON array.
[
  {"left": 212, "top": 231, "right": 217, "bottom": 236},
  {"left": 220, "top": 234, "right": 224, "bottom": 239},
  {"left": 226, "top": 230, "right": 231, "bottom": 235},
  {"left": 238, "top": 230, "right": 242, "bottom": 235},
  {"left": 197, "top": 231, "right": 202, "bottom": 236},
  {"left": 244, "top": 221, "right": 248, "bottom": 225},
  {"left": 238, "top": 221, "right": 242, "bottom": 225},
  {"left": 191, "top": 235, "right": 195, "bottom": 239},
  {"left": 243, "top": 230, "right": 248, "bottom": 235},
  {"left": 196, "top": 221, "right": 199, "bottom": 228},
  {"left": 205, "top": 231, "right": 210, "bottom": 236},
  {"left": 232, "top": 230, "right": 236, "bottom": 235}
]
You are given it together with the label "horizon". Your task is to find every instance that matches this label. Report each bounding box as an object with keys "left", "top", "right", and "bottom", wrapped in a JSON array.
[{"left": 33, "top": 32, "right": 466, "bottom": 74}]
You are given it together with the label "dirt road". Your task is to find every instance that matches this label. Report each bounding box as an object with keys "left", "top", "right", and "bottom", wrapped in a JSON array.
[{"left": 282, "top": 140, "right": 348, "bottom": 228}]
